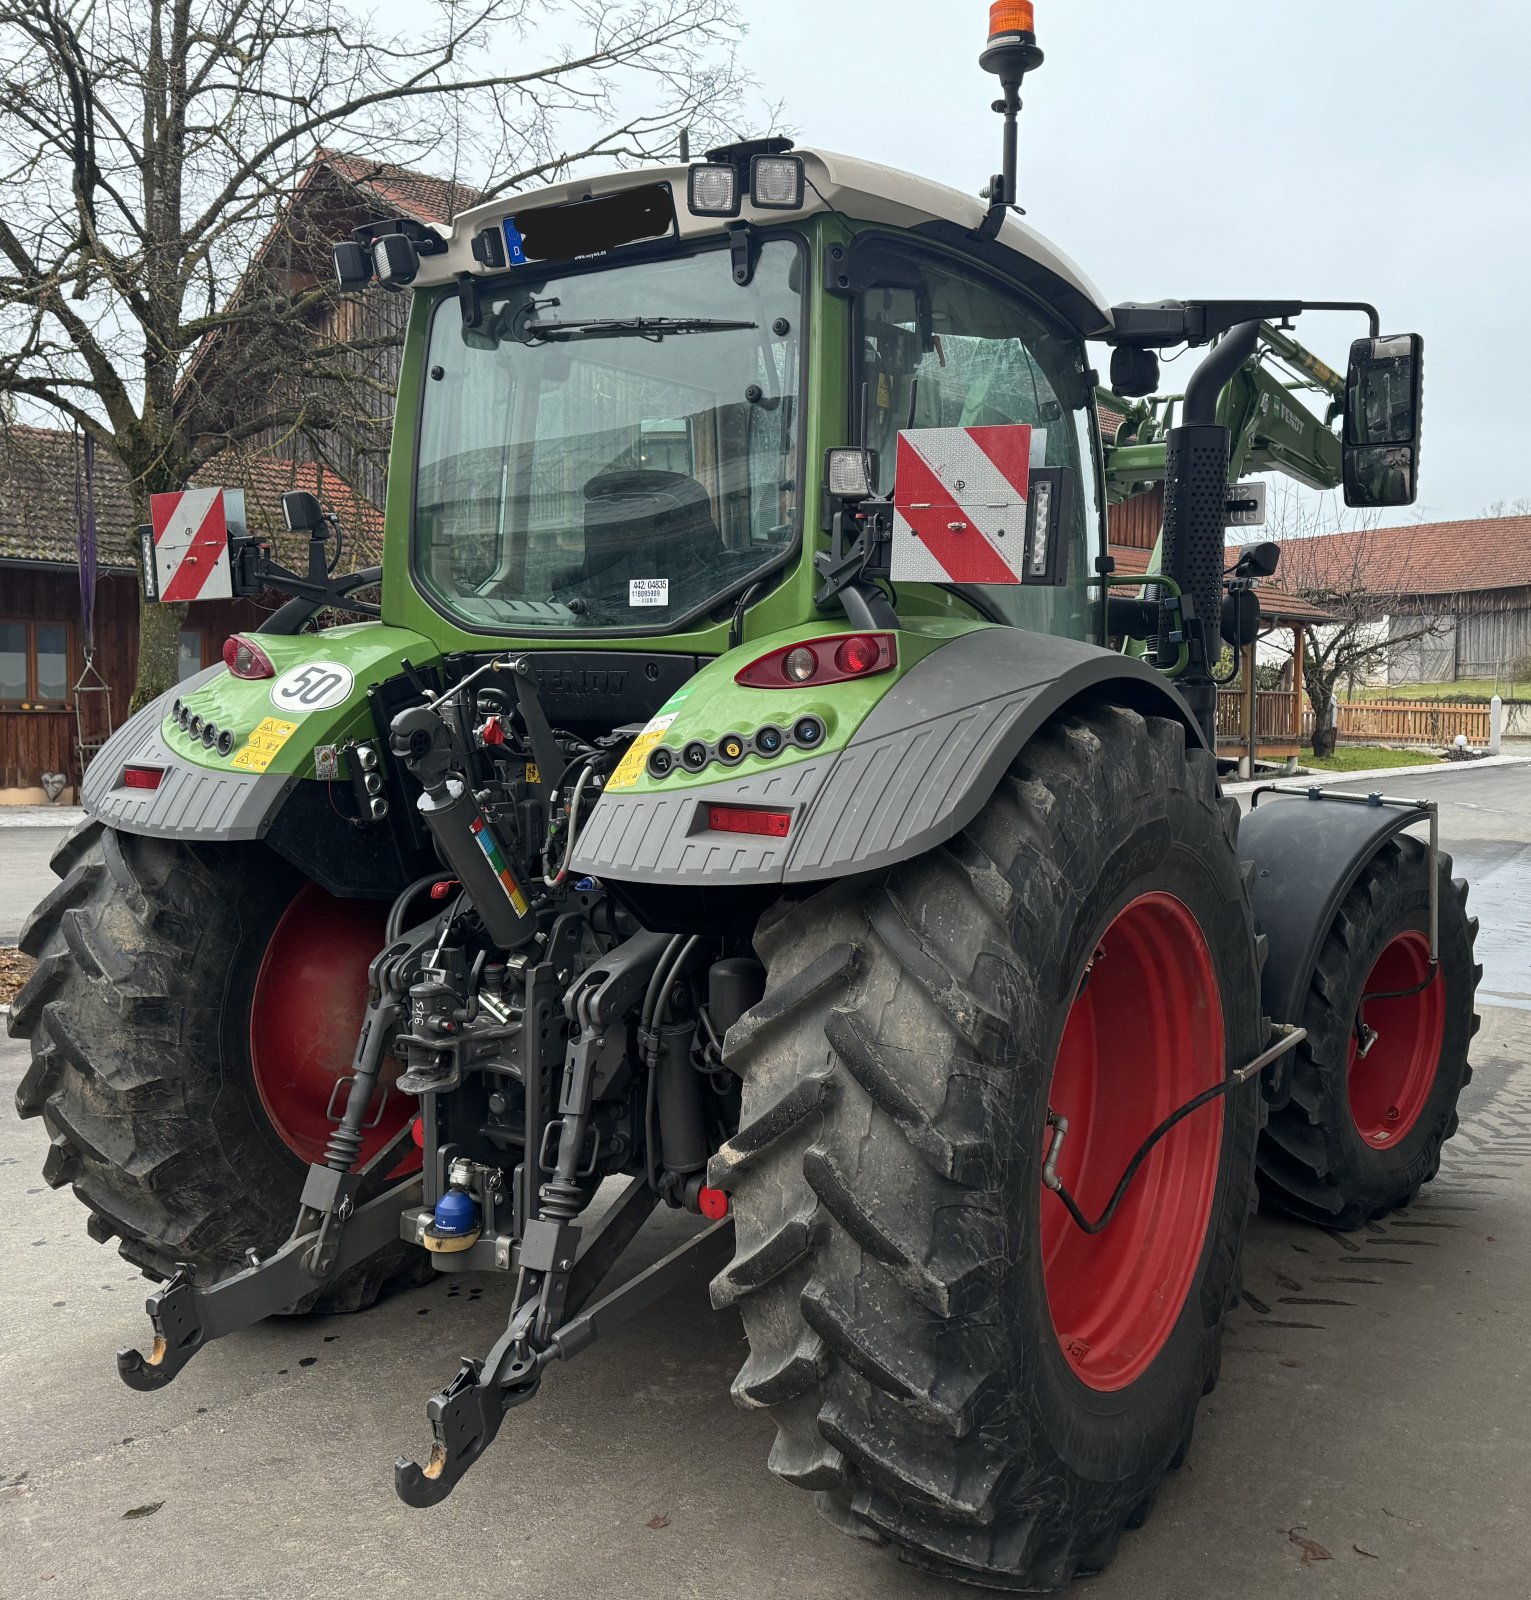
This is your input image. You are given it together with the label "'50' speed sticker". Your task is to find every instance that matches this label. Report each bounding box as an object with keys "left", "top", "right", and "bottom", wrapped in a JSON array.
[{"left": 270, "top": 661, "right": 355, "bottom": 713}]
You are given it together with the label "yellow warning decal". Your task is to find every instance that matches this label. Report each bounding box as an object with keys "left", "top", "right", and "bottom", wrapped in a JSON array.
[
  {"left": 231, "top": 716, "right": 299, "bottom": 773},
  {"left": 607, "top": 711, "right": 677, "bottom": 790}
]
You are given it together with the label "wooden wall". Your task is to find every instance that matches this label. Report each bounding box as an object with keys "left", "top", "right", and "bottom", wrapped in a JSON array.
[
  {"left": 2, "top": 563, "right": 270, "bottom": 790},
  {"left": 1108, "top": 486, "right": 1164, "bottom": 552}
]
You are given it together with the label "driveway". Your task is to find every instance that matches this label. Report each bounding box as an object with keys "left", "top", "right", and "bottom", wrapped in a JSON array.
[{"left": 2, "top": 764, "right": 1529, "bottom": 1598}]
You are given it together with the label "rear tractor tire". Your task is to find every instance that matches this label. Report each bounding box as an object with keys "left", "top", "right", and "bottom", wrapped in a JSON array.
[
  {"left": 9, "top": 819, "right": 426, "bottom": 1314},
  {"left": 712, "top": 705, "right": 1265, "bottom": 1590},
  {"left": 1257, "top": 835, "right": 1479, "bottom": 1231}
]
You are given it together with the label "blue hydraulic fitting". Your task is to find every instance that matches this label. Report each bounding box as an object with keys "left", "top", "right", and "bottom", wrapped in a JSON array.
[{"left": 432, "top": 1186, "right": 480, "bottom": 1238}]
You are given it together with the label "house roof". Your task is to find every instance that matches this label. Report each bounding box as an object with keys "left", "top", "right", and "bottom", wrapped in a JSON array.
[
  {"left": 0, "top": 426, "right": 381, "bottom": 573},
  {"left": 0, "top": 426, "right": 138, "bottom": 567},
  {"left": 318, "top": 151, "right": 483, "bottom": 227},
  {"left": 1109, "top": 543, "right": 1337, "bottom": 627},
  {"left": 1261, "top": 517, "right": 1531, "bottom": 600}
]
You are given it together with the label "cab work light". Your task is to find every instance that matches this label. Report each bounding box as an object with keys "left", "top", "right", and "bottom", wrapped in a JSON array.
[
  {"left": 825, "top": 447, "right": 878, "bottom": 499},
  {"left": 371, "top": 232, "right": 419, "bottom": 290},
  {"left": 750, "top": 154, "right": 805, "bottom": 209},
  {"left": 687, "top": 163, "right": 740, "bottom": 217},
  {"left": 735, "top": 633, "right": 897, "bottom": 688},
  {"left": 707, "top": 805, "right": 791, "bottom": 838},
  {"left": 333, "top": 240, "right": 371, "bottom": 289}
]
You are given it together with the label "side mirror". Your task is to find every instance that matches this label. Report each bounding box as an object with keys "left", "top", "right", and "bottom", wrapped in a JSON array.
[
  {"left": 1233, "top": 540, "right": 1280, "bottom": 580},
  {"left": 1343, "top": 333, "right": 1423, "bottom": 508},
  {"left": 281, "top": 490, "right": 325, "bottom": 536}
]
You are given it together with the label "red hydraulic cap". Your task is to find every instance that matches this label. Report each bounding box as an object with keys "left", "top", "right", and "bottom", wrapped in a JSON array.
[
  {"left": 430, "top": 879, "right": 460, "bottom": 900},
  {"left": 697, "top": 1186, "right": 730, "bottom": 1220},
  {"left": 410, "top": 1116, "right": 425, "bottom": 1149}
]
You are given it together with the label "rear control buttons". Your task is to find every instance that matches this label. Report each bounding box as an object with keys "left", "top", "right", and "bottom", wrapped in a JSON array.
[{"left": 647, "top": 715, "right": 830, "bottom": 780}]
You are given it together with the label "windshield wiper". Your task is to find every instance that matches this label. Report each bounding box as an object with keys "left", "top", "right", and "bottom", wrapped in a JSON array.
[{"left": 513, "top": 314, "right": 757, "bottom": 344}]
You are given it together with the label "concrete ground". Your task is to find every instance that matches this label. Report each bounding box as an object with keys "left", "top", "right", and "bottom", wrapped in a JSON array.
[{"left": 2, "top": 762, "right": 1529, "bottom": 1598}]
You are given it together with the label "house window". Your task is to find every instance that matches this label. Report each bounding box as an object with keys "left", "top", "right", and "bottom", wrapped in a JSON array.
[
  {"left": 178, "top": 627, "right": 223, "bottom": 681},
  {"left": 0, "top": 619, "right": 71, "bottom": 708}
]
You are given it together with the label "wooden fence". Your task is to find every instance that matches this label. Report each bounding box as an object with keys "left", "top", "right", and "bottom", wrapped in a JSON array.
[
  {"left": 1304, "top": 699, "right": 1492, "bottom": 746},
  {"left": 1216, "top": 690, "right": 1302, "bottom": 744}
]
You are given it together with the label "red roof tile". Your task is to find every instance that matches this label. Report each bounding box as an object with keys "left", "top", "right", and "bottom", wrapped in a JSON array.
[
  {"left": 1256, "top": 517, "right": 1531, "bottom": 600},
  {"left": 318, "top": 151, "right": 483, "bottom": 226}
]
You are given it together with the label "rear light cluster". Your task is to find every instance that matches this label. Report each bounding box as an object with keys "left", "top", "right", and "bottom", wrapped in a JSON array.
[
  {"left": 646, "top": 715, "right": 824, "bottom": 781},
  {"left": 170, "top": 696, "right": 236, "bottom": 757},
  {"left": 223, "top": 634, "right": 275, "bottom": 679},
  {"left": 734, "top": 633, "right": 896, "bottom": 689}
]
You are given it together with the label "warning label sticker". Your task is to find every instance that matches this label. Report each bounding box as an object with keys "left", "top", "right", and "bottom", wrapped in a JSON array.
[
  {"left": 607, "top": 711, "right": 677, "bottom": 790},
  {"left": 629, "top": 578, "right": 669, "bottom": 607},
  {"left": 231, "top": 716, "right": 299, "bottom": 773}
]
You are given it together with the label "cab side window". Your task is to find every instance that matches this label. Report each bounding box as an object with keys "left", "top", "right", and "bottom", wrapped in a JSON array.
[{"left": 855, "top": 249, "right": 1099, "bottom": 630}]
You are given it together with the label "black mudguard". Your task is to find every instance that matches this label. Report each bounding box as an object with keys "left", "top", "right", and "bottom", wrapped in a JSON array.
[
  {"left": 572, "top": 629, "right": 1203, "bottom": 892},
  {"left": 1238, "top": 786, "right": 1434, "bottom": 1106}
]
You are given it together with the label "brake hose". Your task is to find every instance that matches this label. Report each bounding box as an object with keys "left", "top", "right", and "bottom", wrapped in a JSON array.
[{"left": 1043, "top": 1025, "right": 1306, "bottom": 1236}]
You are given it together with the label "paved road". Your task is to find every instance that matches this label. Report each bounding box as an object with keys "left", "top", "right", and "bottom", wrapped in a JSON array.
[{"left": 3, "top": 765, "right": 1529, "bottom": 1598}]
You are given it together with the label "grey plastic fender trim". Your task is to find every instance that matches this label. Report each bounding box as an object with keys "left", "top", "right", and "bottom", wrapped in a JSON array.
[
  {"left": 573, "top": 630, "right": 1201, "bottom": 889},
  {"left": 81, "top": 673, "right": 297, "bottom": 842}
]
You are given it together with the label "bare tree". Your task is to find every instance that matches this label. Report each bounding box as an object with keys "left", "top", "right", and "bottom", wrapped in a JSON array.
[
  {"left": 0, "top": 0, "right": 749, "bottom": 707},
  {"left": 1260, "top": 487, "right": 1448, "bottom": 757}
]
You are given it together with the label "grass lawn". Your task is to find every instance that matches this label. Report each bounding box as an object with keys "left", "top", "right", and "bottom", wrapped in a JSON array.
[
  {"left": 1352, "top": 679, "right": 1524, "bottom": 703},
  {"left": 1302, "top": 745, "right": 1442, "bottom": 772}
]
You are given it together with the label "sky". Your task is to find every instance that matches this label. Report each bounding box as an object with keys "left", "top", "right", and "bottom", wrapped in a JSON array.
[{"left": 371, "top": 0, "right": 1531, "bottom": 526}]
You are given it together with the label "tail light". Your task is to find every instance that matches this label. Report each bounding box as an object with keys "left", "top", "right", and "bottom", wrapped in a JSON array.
[
  {"left": 223, "top": 633, "right": 275, "bottom": 679},
  {"left": 735, "top": 633, "right": 896, "bottom": 689},
  {"left": 707, "top": 805, "right": 791, "bottom": 838},
  {"left": 122, "top": 765, "right": 164, "bottom": 791}
]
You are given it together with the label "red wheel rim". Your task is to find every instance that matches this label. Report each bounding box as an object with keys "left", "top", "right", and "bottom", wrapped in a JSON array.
[
  {"left": 1041, "top": 892, "right": 1225, "bottom": 1393},
  {"left": 249, "top": 883, "right": 416, "bottom": 1169},
  {"left": 1348, "top": 931, "right": 1444, "bottom": 1145}
]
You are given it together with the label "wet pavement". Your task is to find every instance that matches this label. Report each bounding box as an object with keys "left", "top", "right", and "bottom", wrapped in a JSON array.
[{"left": 1, "top": 763, "right": 1528, "bottom": 1598}]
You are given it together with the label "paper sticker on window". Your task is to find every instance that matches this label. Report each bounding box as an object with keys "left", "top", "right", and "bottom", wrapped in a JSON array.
[{"left": 630, "top": 578, "right": 669, "bottom": 608}]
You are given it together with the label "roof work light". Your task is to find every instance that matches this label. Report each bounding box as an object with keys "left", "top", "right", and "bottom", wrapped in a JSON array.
[
  {"left": 687, "top": 164, "right": 741, "bottom": 216},
  {"left": 749, "top": 155, "right": 805, "bottom": 209}
]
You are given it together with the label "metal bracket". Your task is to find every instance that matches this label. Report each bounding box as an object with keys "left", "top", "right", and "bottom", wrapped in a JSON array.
[
  {"left": 117, "top": 1172, "right": 422, "bottom": 1391},
  {"left": 395, "top": 1207, "right": 729, "bottom": 1508}
]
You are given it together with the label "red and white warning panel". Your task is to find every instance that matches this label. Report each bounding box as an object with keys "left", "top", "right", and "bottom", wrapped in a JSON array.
[
  {"left": 890, "top": 425, "right": 1033, "bottom": 586},
  {"left": 146, "top": 487, "right": 244, "bottom": 602}
]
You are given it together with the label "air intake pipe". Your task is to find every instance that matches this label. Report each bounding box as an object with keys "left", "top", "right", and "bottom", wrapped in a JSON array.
[{"left": 1159, "top": 319, "right": 1261, "bottom": 745}]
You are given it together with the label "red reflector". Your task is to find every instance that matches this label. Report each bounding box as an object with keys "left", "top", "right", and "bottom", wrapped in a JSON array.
[
  {"left": 223, "top": 633, "right": 275, "bottom": 680},
  {"left": 122, "top": 765, "right": 164, "bottom": 791},
  {"left": 697, "top": 1186, "right": 730, "bottom": 1220},
  {"left": 707, "top": 805, "right": 791, "bottom": 838}
]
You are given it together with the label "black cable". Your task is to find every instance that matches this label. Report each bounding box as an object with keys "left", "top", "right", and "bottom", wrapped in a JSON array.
[
  {"left": 386, "top": 871, "right": 449, "bottom": 945},
  {"left": 1047, "top": 1076, "right": 1237, "bottom": 1236},
  {"left": 1355, "top": 961, "right": 1439, "bottom": 1049}
]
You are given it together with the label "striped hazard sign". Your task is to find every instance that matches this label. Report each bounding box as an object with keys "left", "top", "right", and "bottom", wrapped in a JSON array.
[
  {"left": 147, "top": 487, "right": 243, "bottom": 602},
  {"left": 890, "top": 425, "right": 1035, "bottom": 585}
]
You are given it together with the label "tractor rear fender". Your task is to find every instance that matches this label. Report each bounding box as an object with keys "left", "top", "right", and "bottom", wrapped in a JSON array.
[
  {"left": 79, "top": 624, "right": 442, "bottom": 897},
  {"left": 1238, "top": 788, "right": 1435, "bottom": 1104},
  {"left": 572, "top": 629, "right": 1204, "bottom": 890}
]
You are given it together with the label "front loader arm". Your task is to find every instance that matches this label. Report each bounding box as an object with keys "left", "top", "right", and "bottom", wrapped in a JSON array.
[{"left": 1102, "top": 320, "right": 1346, "bottom": 502}]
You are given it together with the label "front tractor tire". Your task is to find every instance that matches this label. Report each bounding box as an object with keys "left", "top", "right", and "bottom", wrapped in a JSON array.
[
  {"left": 713, "top": 706, "right": 1265, "bottom": 1591},
  {"left": 10, "top": 819, "right": 424, "bottom": 1313},
  {"left": 1257, "top": 835, "right": 1479, "bottom": 1231}
]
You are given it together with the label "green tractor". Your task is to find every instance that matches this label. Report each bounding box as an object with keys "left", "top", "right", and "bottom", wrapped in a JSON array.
[{"left": 12, "top": 5, "right": 1478, "bottom": 1588}]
